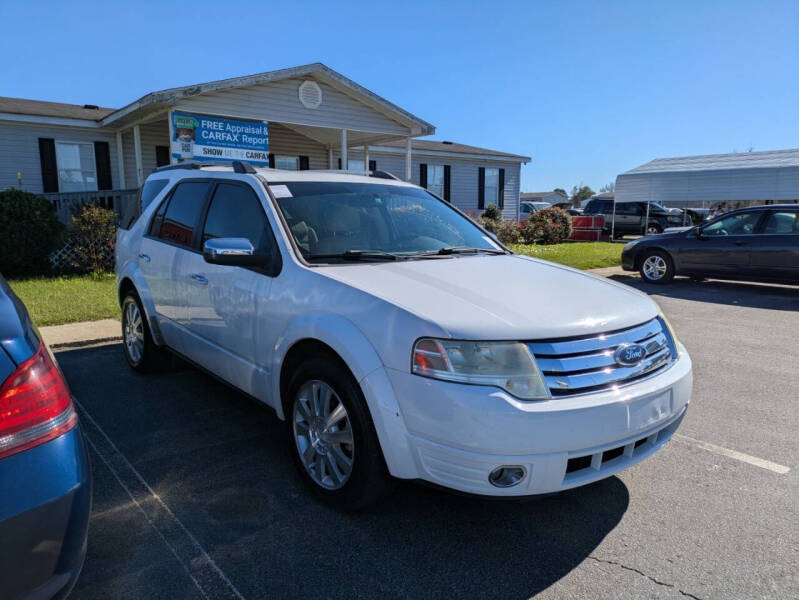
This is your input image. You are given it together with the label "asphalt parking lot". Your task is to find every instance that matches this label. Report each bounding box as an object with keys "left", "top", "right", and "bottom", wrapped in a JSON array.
[{"left": 58, "top": 276, "right": 798, "bottom": 600}]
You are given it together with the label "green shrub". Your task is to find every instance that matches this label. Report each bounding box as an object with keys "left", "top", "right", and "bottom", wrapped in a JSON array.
[
  {"left": 482, "top": 203, "right": 503, "bottom": 221},
  {"left": 496, "top": 220, "right": 522, "bottom": 244},
  {"left": 523, "top": 207, "right": 572, "bottom": 244},
  {"left": 0, "top": 189, "right": 64, "bottom": 277},
  {"left": 68, "top": 204, "right": 116, "bottom": 275}
]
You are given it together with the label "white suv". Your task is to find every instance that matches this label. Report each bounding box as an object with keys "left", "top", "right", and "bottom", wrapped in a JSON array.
[{"left": 116, "top": 162, "right": 692, "bottom": 508}]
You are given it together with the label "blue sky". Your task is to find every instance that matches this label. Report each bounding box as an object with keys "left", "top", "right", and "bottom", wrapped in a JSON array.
[{"left": 2, "top": 1, "right": 797, "bottom": 193}]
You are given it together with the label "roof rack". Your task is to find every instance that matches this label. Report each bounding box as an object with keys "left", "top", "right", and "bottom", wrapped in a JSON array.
[
  {"left": 313, "top": 169, "right": 402, "bottom": 181},
  {"left": 153, "top": 160, "right": 259, "bottom": 174},
  {"left": 370, "top": 170, "right": 400, "bottom": 181}
]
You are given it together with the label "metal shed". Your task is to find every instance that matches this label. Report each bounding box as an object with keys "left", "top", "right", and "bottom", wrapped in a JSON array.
[{"left": 615, "top": 148, "right": 799, "bottom": 211}]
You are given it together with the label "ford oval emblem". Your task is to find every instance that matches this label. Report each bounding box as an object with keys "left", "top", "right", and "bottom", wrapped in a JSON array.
[{"left": 614, "top": 343, "right": 646, "bottom": 366}]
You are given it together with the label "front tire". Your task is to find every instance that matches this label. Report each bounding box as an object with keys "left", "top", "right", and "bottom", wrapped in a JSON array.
[
  {"left": 121, "top": 292, "right": 157, "bottom": 372},
  {"left": 639, "top": 250, "right": 675, "bottom": 284},
  {"left": 285, "top": 356, "right": 392, "bottom": 510}
]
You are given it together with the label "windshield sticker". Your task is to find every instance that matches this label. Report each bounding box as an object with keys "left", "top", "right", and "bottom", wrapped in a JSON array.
[{"left": 270, "top": 185, "right": 293, "bottom": 198}]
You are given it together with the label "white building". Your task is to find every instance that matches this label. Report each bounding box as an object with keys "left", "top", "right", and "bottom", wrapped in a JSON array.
[
  {"left": 615, "top": 148, "right": 799, "bottom": 210},
  {"left": 0, "top": 63, "right": 530, "bottom": 221}
]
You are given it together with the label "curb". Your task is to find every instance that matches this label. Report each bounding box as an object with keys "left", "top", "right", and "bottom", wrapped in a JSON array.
[{"left": 50, "top": 336, "right": 123, "bottom": 350}]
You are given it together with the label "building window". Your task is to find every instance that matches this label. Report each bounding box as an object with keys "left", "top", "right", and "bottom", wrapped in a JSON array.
[
  {"left": 275, "top": 155, "right": 299, "bottom": 170},
  {"left": 347, "top": 159, "right": 364, "bottom": 171},
  {"left": 55, "top": 141, "right": 97, "bottom": 192},
  {"left": 427, "top": 165, "right": 445, "bottom": 198},
  {"left": 484, "top": 168, "right": 499, "bottom": 206}
]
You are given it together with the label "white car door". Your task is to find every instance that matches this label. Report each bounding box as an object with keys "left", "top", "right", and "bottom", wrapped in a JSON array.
[
  {"left": 180, "top": 181, "right": 276, "bottom": 398},
  {"left": 139, "top": 180, "right": 214, "bottom": 353}
]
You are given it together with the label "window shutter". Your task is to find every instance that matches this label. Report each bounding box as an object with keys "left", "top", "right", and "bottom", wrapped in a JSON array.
[
  {"left": 94, "top": 141, "right": 113, "bottom": 190},
  {"left": 268, "top": 153, "right": 275, "bottom": 168},
  {"left": 498, "top": 168, "right": 505, "bottom": 209},
  {"left": 368, "top": 159, "right": 376, "bottom": 171},
  {"left": 337, "top": 158, "right": 342, "bottom": 169},
  {"left": 299, "top": 156, "right": 310, "bottom": 170},
  {"left": 443, "top": 165, "right": 451, "bottom": 201},
  {"left": 419, "top": 163, "right": 427, "bottom": 188},
  {"left": 155, "top": 145, "right": 170, "bottom": 167},
  {"left": 478, "top": 167, "right": 485, "bottom": 210},
  {"left": 38, "top": 138, "right": 58, "bottom": 193}
]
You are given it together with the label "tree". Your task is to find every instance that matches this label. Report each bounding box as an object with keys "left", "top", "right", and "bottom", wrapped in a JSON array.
[
  {"left": 570, "top": 185, "right": 595, "bottom": 205},
  {"left": 599, "top": 181, "right": 615, "bottom": 193},
  {"left": 553, "top": 188, "right": 568, "bottom": 198}
]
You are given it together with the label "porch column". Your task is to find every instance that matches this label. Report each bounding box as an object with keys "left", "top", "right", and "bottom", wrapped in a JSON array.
[
  {"left": 328, "top": 147, "right": 334, "bottom": 169},
  {"left": 405, "top": 136, "right": 412, "bottom": 181},
  {"left": 364, "top": 144, "right": 370, "bottom": 172},
  {"left": 133, "top": 124, "right": 143, "bottom": 187},
  {"left": 341, "top": 129, "right": 348, "bottom": 170},
  {"left": 116, "top": 131, "right": 126, "bottom": 189}
]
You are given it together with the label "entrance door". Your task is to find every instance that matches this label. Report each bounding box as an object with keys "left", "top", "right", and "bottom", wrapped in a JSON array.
[
  {"left": 677, "top": 210, "right": 763, "bottom": 276},
  {"left": 180, "top": 181, "right": 276, "bottom": 396}
]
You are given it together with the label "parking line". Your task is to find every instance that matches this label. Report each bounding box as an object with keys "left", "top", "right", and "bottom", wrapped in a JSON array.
[
  {"left": 75, "top": 399, "right": 246, "bottom": 600},
  {"left": 674, "top": 434, "right": 791, "bottom": 474}
]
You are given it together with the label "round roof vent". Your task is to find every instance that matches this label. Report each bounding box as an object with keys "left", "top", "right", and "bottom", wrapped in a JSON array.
[{"left": 298, "top": 80, "right": 323, "bottom": 109}]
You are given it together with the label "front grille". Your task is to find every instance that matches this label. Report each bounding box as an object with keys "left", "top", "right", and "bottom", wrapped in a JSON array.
[{"left": 528, "top": 317, "right": 676, "bottom": 397}]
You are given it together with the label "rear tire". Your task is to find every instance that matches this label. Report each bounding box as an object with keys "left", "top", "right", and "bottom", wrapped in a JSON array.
[
  {"left": 285, "top": 355, "right": 393, "bottom": 510},
  {"left": 639, "top": 250, "right": 675, "bottom": 284},
  {"left": 121, "top": 291, "right": 157, "bottom": 372}
]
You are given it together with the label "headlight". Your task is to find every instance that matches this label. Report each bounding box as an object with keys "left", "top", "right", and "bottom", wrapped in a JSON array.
[
  {"left": 623, "top": 240, "right": 639, "bottom": 252},
  {"left": 411, "top": 339, "right": 550, "bottom": 400},
  {"left": 658, "top": 314, "right": 681, "bottom": 355}
]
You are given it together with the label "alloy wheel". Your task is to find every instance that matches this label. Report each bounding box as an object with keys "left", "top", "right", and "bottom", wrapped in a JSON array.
[
  {"left": 642, "top": 255, "right": 668, "bottom": 281},
  {"left": 122, "top": 297, "right": 145, "bottom": 364},
  {"left": 292, "top": 380, "right": 354, "bottom": 490}
]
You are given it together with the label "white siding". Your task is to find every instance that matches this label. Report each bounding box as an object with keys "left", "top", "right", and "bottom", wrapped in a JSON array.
[
  {"left": 615, "top": 167, "right": 799, "bottom": 207},
  {"left": 268, "top": 124, "right": 328, "bottom": 169},
  {"left": 120, "top": 120, "right": 169, "bottom": 186},
  {"left": 176, "top": 78, "right": 410, "bottom": 135},
  {"left": 0, "top": 121, "right": 120, "bottom": 193},
  {"left": 336, "top": 150, "right": 521, "bottom": 219}
]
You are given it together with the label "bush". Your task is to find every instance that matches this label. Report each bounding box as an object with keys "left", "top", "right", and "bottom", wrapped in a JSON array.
[
  {"left": 522, "top": 207, "right": 572, "bottom": 244},
  {"left": 496, "top": 220, "right": 522, "bottom": 244},
  {"left": 0, "top": 189, "right": 64, "bottom": 277},
  {"left": 482, "top": 203, "right": 503, "bottom": 221},
  {"left": 67, "top": 204, "right": 116, "bottom": 275}
]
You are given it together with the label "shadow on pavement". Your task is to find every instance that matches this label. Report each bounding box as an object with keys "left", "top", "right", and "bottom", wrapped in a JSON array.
[
  {"left": 609, "top": 274, "right": 799, "bottom": 311},
  {"left": 58, "top": 343, "right": 629, "bottom": 600}
]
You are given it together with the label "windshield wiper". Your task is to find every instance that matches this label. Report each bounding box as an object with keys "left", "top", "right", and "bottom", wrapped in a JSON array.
[
  {"left": 305, "top": 250, "right": 400, "bottom": 262},
  {"left": 414, "top": 246, "right": 507, "bottom": 257}
]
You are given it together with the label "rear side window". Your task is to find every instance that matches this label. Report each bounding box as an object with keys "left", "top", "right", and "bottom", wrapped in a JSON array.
[
  {"left": 202, "top": 183, "right": 270, "bottom": 251},
  {"left": 763, "top": 210, "right": 799, "bottom": 234},
  {"left": 140, "top": 179, "right": 169, "bottom": 210},
  {"left": 157, "top": 182, "right": 211, "bottom": 247}
]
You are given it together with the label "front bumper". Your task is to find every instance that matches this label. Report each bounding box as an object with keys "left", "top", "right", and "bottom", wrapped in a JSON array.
[
  {"left": 366, "top": 345, "right": 692, "bottom": 496},
  {"left": 621, "top": 248, "right": 636, "bottom": 271}
]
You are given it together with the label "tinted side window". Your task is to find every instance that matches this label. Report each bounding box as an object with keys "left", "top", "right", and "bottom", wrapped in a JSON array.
[
  {"left": 202, "top": 183, "right": 269, "bottom": 250},
  {"left": 149, "top": 195, "right": 169, "bottom": 237},
  {"left": 763, "top": 211, "right": 799, "bottom": 234},
  {"left": 703, "top": 211, "right": 761, "bottom": 236},
  {"left": 158, "top": 182, "right": 211, "bottom": 247},
  {"left": 583, "top": 201, "right": 598, "bottom": 214},
  {"left": 140, "top": 179, "right": 169, "bottom": 210}
]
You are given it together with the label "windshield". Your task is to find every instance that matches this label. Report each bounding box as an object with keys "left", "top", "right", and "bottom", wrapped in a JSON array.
[{"left": 271, "top": 182, "right": 502, "bottom": 261}]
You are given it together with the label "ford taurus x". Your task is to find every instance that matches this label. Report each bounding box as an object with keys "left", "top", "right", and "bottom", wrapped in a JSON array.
[{"left": 116, "top": 162, "right": 692, "bottom": 509}]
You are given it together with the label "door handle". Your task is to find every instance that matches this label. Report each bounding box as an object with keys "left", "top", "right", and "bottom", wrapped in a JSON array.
[
  {"left": 190, "top": 273, "right": 208, "bottom": 284},
  {"left": 138, "top": 253, "right": 150, "bottom": 262}
]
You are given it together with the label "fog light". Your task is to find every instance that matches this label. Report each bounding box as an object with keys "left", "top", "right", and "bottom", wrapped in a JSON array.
[{"left": 488, "top": 466, "right": 526, "bottom": 488}]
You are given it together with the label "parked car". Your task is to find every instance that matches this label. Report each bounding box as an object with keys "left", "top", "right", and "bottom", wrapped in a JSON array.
[
  {"left": 621, "top": 204, "right": 799, "bottom": 284},
  {"left": 116, "top": 162, "right": 692, "bottom": 508},
  {"left": 0, "top": 276, "right": 91, "bottom": 599},
  {"left": 583, "top": 199, "right": 684, "bottom": 237},
  {"left": 552, "top": 201, "right": 583, "bottom": 216},
  {"left": 520, "top": 200, "right": 551, "bottom": 217}
]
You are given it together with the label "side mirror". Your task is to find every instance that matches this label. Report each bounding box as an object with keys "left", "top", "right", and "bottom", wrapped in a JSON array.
[{"left": 203, "top": 237, "right": 269, "bottom": 266}]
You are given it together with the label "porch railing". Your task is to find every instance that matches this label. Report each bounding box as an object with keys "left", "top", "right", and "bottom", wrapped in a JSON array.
[{"left": 42, "top": 188, "right": 140, "bottom": 226}]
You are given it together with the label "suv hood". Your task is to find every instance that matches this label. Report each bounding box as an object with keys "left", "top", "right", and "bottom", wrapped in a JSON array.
[{"left": 318, "top": 255, "right": 659, "bottom": 340}]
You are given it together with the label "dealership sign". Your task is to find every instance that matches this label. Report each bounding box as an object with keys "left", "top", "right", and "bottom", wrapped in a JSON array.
[{"left": 171, "top": 111, "right": 269, "bottom": 165}]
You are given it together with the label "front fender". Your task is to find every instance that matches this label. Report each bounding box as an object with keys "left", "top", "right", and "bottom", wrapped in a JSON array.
[
  {"left": 271, "top": 312, "right": 414, "bottom": 478},
  {"left": 116, "top": 259, "right": 163, "bottom": 346}
]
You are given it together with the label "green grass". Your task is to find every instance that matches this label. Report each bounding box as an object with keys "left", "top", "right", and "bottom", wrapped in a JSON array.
[
  {"left": 8, "top": 273, "right": 119, "bottom": 327},
  {"left": 508, "top": 242, "right": 623, "bottom": 270}
]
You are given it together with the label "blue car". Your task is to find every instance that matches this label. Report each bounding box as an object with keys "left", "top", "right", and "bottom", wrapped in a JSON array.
[{"left": 0, "top": 275, "right": 91, "bottom": 599}]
